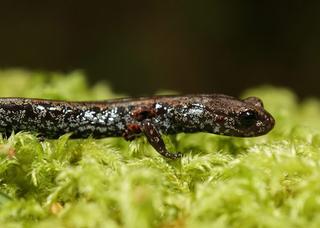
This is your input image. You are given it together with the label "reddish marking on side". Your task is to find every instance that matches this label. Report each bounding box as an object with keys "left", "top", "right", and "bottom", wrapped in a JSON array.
[
  {"left": 215, "top": 115, "right": 225, "bottom": 124},
  {"left": 127, "top": 124, "right": 141, "bottom": 132},
  {"left": 131, "top": 107, "right": 156, "bottom": 121},
  {"left": 123, "top": 123, "right": 142, "bottom": 141}
]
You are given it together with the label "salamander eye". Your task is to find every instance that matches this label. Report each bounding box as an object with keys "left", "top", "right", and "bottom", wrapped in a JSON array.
[{"left": 239, "top": 110, "right": 257, "bottom": 127}]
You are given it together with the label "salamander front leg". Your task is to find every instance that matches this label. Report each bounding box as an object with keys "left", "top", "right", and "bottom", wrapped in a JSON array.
[{"left": 141, "top": 120, "right": 182, "bottom": 159}]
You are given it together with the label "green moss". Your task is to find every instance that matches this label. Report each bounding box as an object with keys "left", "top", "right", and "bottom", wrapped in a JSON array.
[{"left": 0, "top": 69, "right": 320, "bottom": 227}]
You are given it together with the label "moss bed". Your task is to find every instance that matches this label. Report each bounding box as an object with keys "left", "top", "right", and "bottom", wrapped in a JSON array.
[{"left": 1, "top": 70, "right": 320, "bottom": 227}]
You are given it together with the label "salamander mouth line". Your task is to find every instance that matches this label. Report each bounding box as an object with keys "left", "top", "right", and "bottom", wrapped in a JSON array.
[{"left": 0, "top": 94, "right": 275, "bottom": 159}]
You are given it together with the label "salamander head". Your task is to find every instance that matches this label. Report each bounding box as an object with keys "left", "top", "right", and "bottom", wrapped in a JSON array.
[
  {"left": 207, "top": 95, "right": 275, "bottom": 137},
  {"left": 235, "top": 97, "right": 275, "bottom": 136}
]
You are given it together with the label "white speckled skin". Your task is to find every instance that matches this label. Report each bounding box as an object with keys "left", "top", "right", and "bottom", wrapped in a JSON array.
[
  {"left": 0, "top": 95, "right": 275, "bottom": 159},
  {"left": 0, "top": 94, "right": 275, "bottom": 139}
]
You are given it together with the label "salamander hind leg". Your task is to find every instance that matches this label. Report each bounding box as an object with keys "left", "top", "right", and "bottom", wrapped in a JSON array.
[{"left": 141, "top": 120, "right": 182, "bottom": 159}]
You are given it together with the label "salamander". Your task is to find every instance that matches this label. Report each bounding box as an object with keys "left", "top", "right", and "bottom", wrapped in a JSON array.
[{"left": 0, "top": 94, "right": 275, "bottom": 159}]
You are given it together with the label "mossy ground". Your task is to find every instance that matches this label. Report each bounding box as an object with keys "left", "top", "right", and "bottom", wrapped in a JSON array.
[{"left": 1, "top": 70, "right": 320, "bottom": 227}]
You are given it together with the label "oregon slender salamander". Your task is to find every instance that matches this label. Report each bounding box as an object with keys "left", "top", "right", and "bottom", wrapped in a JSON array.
[{"left": 0, "top": 95, "right": 275, "bottom": 159}]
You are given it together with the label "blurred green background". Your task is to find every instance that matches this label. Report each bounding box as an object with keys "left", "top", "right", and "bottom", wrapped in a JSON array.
[{"left": 0, "top": 1, "right": 319, "bottom": 97}]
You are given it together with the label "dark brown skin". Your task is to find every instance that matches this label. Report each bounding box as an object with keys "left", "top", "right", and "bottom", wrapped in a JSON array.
[{"left": 0, "top": 94, "right": 275, "bottom": 159}]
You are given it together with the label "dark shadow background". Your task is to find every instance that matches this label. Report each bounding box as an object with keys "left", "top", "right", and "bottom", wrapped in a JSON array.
[{"left": 0, "top": 1, "right": 319, "bottom": 97}]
